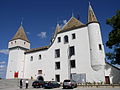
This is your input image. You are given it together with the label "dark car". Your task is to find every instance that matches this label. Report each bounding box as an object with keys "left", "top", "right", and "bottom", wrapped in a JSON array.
[
  {"left": 32, "top": 80, "right": 45, "bottom": 88},
  {"left": 63, "top": 79, "right": 77, "bottom": 89},
  {"left": 44, "top": 81, "right": 60, "bottom": 89},
  {"left": 51, "top": 81, "right": 61, "bottom": 88}
]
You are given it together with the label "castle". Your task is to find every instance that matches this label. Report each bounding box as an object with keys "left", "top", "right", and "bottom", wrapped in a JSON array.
[{"left": 6, "top": 4, "right": 120, "bottom": 84}]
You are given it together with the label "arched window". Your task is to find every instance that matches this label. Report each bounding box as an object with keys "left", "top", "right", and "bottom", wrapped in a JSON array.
[
  {"left": 30, "top": 56, "right": 33, "bottom": 61},
  {"left": 11, "top": 42, "right": 13, "bottom": 44},
  {"left": 64, "top": 35, "right": 69, "bottom": 43},
  {"left": 39, "top": 54, "right": 41, "bottom": 60}
]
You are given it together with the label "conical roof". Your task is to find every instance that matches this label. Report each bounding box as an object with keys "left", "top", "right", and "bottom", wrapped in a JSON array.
[
  {"left": 88, "top": 3, "right": 98, "bottom": 23},
  {"left": 11, "top": 25, "right": 29, "bottom": 42},
  {"left": 61, "top": 17, "right": 84, "bottom": 31}
]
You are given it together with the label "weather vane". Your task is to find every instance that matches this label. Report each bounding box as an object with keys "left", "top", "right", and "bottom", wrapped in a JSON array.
[
  {"left": 72, "top": 10, "right": 74, "bottom": 17},
  {"left": 21, "top": 17, "right": 24, "bottom": 25}
]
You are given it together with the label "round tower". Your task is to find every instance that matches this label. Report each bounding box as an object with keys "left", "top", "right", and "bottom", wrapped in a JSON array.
[
  {"left": 87, "top": 3, "right": 105, "bottom": 71},
  {"left": 6, "top": 24, "right": 30, "bottom": 79}
]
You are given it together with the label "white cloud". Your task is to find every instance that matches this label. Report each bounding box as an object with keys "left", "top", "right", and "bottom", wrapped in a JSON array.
[
  {"left": 0, "top": 65, "right": 5, "bottom": 68},
  {"left": 58, "top": 20, "right": 67, "bottom": 29},
  {"left": 0, "top": 61, "right": 6, "bottom": 64},
  {"left": 63, "top": 20, "right": 67, "bottom": 24},
  {"left": 37, "top": 32, "right": 47, "bottom": 38},
  {"left": 0, "top": 49, "right": 9, "bottom": 55},
  {"left": 26, "top": 32, "right": 30, "bottom": 35}
]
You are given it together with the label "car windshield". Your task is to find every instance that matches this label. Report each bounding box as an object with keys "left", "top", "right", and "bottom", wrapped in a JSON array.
[{"left": 64, "top": 80, "right": 70, "bottom": 82}]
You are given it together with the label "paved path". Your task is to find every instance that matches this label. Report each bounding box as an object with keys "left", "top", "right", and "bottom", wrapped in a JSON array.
[
  {"left": 0, "top": 87, "right": 120, "bottom": 90},
  {"left": 0, "top": 79, "right": 120, "bottom": 90}
]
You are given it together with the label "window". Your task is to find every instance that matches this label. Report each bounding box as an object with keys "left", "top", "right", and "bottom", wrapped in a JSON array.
[
  {"left": 30, "top": 56, "right": 33, "bottom": 61},
  {"left": 38, "top": 70, "right": 42, "bottom": 74},
  {"left": 55, "top": 49, "right": 60, "bottom": 58},
  {"left": 70, "top": 60, "right": 76, "bottom": 68},
  {"left": 15, "top": 41, "right": 16, "bottom": 43},
  {"left": 39, "top": 55, "right": 41, "bottom": 60},
  {"left": 24, "top": 42, "right": 26, "bottom": 44},
  {"left": 55, "top": 75, "right": 60, "bottom": 82},
  {"left": 64, "top": 35, "right": 69, "bottom": 43},
  {"left": 99, "top": 44, "right": 102, "bottom": 50},
  {"left": 58, "top": 37, "right": 61, "bottom": 43},
  {"left": 69, "top": 46, "right": 75, "bottom": 57},
  {"left": 72, "top": 33, "right": 76, "bottom": 39},
  {"left": 55, "top": 62, "right": 60, "bottom": 69}
]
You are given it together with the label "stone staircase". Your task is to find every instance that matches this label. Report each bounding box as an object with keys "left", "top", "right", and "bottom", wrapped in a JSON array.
[{"left": 0, "top": 79, "right": 34, "bottom": 89}]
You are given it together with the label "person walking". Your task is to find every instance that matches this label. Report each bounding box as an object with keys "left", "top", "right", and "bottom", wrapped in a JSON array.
[
  {"left": 25, "top": 79, "right": 29, "bottom": 89},
  {"left": 20, "top": 79, "right": 23, "bottom": 89}
]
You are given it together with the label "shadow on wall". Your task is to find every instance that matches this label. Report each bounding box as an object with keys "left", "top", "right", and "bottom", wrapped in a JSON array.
[{"left": 105, "top": 63, "right": 120, "bottom": 84}]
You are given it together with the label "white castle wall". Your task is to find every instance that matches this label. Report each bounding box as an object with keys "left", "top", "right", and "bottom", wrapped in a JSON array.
[
  {"left": 6, "top": 48, "right": 26, "bottom": 79},
  {"left": 88, "top": 23, "right": 105, "bottom": 71},
  {"left": 24, "top": 26, "right": 105, "bottom": 83},
  {"left": 105, "top": 63, "right": 120, "bottom": 84},
  {"left": 6, "top": 39, "right": 30, "bottom": 79},
  {"left": 8, "top": 39, "right": 30, "bottom": 49},
  {"left": 24, "top": 49, "right": 55, "bottom": 81}
]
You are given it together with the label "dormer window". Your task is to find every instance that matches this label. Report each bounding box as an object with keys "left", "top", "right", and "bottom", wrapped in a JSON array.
[{"left": 64, "top": 35, "right": 69, "bottom": 43}]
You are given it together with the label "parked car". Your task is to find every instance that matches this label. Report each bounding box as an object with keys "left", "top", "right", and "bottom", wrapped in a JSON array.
[
  {"left": 63, "top": 79, "right": 77, "bottom": 89},
  {"left": 32, "top": 80, "right": 45, "bottom": 88},
  {"left": 44, "top": 81, "right": 60, "bottom": 88},
  {"left": 51, "top": 81, "right": 61, "bottom": 88}
]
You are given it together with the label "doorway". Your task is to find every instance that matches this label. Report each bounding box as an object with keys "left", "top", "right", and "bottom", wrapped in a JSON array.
[
  {"left": 37, "top": 76, "right": 44, "bottom": 81},
  {"left": 14, "top": 72, "right": 18, "bottom": 78},
  {"left": 55, "top": 75, "right": 60, "bottom": 82},
  {"left": 105, "top": 76, "right": 110, "bottom": 84}
]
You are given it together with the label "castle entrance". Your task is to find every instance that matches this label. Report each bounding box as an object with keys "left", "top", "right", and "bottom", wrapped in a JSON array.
[{"left": 37, "top": 76, "right": 44, "bottom": 81}]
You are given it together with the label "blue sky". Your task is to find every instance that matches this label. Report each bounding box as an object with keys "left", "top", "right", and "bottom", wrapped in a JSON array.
[{"left": 0, "top": 0, "right": 120, "bottom": 78}]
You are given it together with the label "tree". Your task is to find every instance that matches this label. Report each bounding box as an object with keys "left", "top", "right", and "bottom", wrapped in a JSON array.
[{"left": 106, "top": 10, "right": 120, "bottom": 65}]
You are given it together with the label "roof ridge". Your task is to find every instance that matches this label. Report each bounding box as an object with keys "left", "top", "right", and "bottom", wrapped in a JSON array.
[
  {"left": 61, "top": 17, "right": 84, "bottom": 31},
  {"left": 25, "top": 46, "right": 49, "bottom": 53}
]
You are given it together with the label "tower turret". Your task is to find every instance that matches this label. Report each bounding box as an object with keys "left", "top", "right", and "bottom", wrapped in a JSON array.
[
  {"left": 6, "top": 24, "right": 30, "bottom": 79},
  {"left": 8, "top": 24, "right": 30, "bottom": 49},
  {"left": 88, "top": 2, "right": 98, "bottom": 23},
  {"left": 87, "top": 3, "right": 105, "bottom": 71}
]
